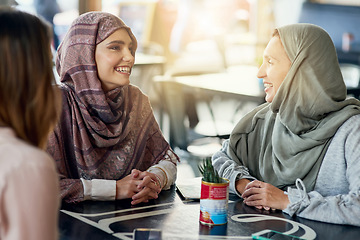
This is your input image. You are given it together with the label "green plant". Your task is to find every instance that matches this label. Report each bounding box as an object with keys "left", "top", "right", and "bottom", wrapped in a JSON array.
[{"left": 198, "top": 157, "right": 222, "bottom": 183}]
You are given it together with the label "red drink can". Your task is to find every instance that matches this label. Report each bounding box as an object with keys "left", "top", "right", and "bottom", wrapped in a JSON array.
[{"left": 199, "top": 178, "right": 229, "bottom": 225}]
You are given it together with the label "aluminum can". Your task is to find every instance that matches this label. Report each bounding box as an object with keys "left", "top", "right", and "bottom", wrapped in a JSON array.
[{"left": 199, "top": 178, "right": 229, "bottom": 225}]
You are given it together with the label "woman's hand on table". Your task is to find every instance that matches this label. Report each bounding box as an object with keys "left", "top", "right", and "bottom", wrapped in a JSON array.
[
  {"left": 131, "top": 170, "right": 161, "bottom": 205},
  {"left": 241, "top": 180, "right": 289, "bottom": 211},
  {"left": 115, "top": 169, "right": 161, "bottom": 205}
]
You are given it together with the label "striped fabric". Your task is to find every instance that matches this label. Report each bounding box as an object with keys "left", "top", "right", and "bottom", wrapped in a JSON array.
[{"left": 46, "top": 12, "right": 174, "bottom": 203}]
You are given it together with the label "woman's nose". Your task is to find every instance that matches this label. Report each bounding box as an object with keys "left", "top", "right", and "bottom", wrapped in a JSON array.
[
  {"left": 257, "top": 64, "right": 266, "bottom": 79},
  {"left": 122, "top": 50, "right": 134, "bottom": 63}
]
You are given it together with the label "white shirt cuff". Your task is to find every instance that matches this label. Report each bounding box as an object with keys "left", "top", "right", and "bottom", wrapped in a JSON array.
[{"left": 81, "top": 178, "right": 116, "bottom": 201}]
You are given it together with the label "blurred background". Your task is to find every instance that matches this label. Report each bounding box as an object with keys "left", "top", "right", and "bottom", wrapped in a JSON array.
[{"left": 10, "top": 0, "right": 360, "bottom": 177}]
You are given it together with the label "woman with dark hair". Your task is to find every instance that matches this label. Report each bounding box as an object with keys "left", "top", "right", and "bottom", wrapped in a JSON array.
[
  {"left": 212, "top": 23, "right": 360, "bottom": 226},
  {"left": 47, "top": 11, "right": 178, "bottom": 204},
  {"left": 0, "top": 7, "right": 61, "bottom": 240}
]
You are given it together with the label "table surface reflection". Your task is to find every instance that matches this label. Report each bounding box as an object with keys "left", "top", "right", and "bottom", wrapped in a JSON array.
[{"left": 59, "top": 186, "right": 360, "bottom": 240}]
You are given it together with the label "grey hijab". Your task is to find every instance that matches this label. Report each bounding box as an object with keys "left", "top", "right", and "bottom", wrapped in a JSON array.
[{"left": 229, "top": 23, "right": 360, "bottom": 190}]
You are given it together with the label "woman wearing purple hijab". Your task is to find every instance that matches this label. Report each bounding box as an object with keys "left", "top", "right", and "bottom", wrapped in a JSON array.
[{"left": 47, "top": 11, "right": 178, "bottom": 204}]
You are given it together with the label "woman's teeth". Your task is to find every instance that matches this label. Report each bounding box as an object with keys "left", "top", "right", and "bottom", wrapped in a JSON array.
[
  {"left": 264, "top": 83, "right": 273, "bottom": 88},
  {"left": 115, "top": 66, "right": 130, "bottom": 73}
]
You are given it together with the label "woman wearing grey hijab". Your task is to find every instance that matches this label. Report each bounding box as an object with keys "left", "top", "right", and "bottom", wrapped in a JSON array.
[{"left": 212, "top": 23, "right": 360, "bottom": 226}]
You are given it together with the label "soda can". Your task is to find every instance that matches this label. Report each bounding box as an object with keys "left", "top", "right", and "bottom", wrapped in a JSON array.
[{"left": 199, "top": 178, "right": 229, "bottom": 226}]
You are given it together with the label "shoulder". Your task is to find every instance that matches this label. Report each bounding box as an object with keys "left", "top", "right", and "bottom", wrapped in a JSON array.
[
  {"left": 0, "top": 128, "right": 57, "bottom": 179},
  {"left": 0, "top": 129, "right": 59, "bottom": 218},
  {"left": 328, "top": 114, "right": 360, "bottom": 163},
  {"left": 329, "top": 114, "right": 360, "bottom": 148},
  {"left": 128, "top": 84, "right": 147, "bottom": 97},
  {"left": 127, "top": 84, "right": 151, "bottom": 106},
  {"left": 326, "top": 114, "right": 360, "bottom": 153},
  {"left": 335, "top": 114, "right": 360, "bottom": 137},
  {"left": 0, "top": 146, "right": 58, "bottom": 200}
]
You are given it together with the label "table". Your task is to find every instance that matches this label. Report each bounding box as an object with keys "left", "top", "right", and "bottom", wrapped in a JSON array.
[
  {"left": 154, "top": 65, "right": 265, "bottom": 150},
  {"left": 168, "top": 66, "right": 264, "bottom": 101},
  {"left": 134, "top": 53, "right": 166, "bottom": 66},
  {"left": 58, "top": 185, "right": 360, "bottom": 240}
]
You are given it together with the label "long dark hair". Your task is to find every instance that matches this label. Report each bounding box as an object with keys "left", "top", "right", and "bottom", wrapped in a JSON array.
[{"left": 0, "top": 7, "right": 61, "bottom": 149}]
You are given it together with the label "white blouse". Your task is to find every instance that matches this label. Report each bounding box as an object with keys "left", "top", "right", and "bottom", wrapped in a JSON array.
[{"left": 0, "top": 127, "right": 60, "bottom": 240}]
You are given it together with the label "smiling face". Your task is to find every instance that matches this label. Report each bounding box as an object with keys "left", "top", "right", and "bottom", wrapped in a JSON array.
[
  {"left": 257, "top": 36, "right": 292, "bottom": 103},
  {"left": 95, "top": 28, "right": 135, "bottom": 91}
]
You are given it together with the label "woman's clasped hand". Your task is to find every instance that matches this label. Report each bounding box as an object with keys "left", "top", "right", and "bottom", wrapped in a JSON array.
[
  {"left": 116, "top": 169, "right": 162, "bottom": 205},
  {"left": 242, "top": 180, "right": 289, "bottom": 211}
]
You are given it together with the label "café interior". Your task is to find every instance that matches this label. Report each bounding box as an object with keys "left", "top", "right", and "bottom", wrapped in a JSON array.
[
  {"left": 21, "top": 0, "right": 359, "bottom": 180},
  {"left": 14, "top": 0, "right": 360, "bottom": 177},
  {"left": 8, "top": 0, "right": 360, "bottom": 239}
]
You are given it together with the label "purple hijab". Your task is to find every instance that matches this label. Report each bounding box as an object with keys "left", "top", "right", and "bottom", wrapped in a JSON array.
[{"left": 47, "top": 12, "right": 174, "bottom": 202}]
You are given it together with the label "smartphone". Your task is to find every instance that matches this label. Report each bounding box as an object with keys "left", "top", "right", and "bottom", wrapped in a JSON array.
[
  {"left": 252, "top": 229, "right": 306, "bottom": 240},
  {"left": 133, "top": 228, "right": 162, "bottom": 240}
]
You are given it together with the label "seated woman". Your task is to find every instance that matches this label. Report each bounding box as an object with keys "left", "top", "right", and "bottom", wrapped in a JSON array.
[
  {"left": 47, "top": 11, "right": 178, "bottom": 204},
  {"left": 0, "top": 7, "right": 61, "bottom": 240},
  {"left": 212, "top": 23, "right": 360, "bottom": 226}
]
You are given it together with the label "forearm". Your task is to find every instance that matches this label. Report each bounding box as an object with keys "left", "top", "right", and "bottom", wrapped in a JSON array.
[
  {"left": 212, "top": 139, "right": 255, "bottom": 196},
  {"left": 48, "top": 128, "right": 87, "bottom": 203},
  {"left": 284, "top": 179, "right": 360, "bottom": 227},
  {"left": 235, "top": 178, "right": 251, "bottom": 195},
  {"left": 81, "top": 178, "right": 116, "bottom": 201},
  {"left": 59, "top": 177, "right": 86, "bottom": 203},
  {"left": 147, "top": 149, "right": 178, "bottom": 190}
]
